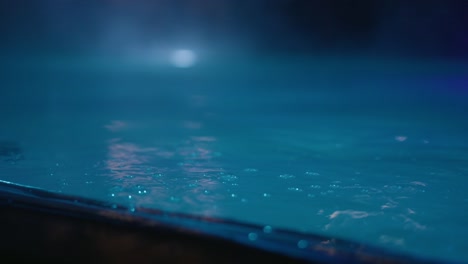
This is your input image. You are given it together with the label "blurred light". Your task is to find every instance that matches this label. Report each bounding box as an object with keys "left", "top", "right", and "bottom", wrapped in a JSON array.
[{"left": 170, "top": 49, "right": 197, "bottom": 68}]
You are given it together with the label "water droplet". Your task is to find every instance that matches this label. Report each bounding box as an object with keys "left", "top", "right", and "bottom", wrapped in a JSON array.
[
  {"left": 329, "top": 184, "right": 340, "bottom": 188},
  {"left": 203, "top": 190, "right": 210, "bottom": 194},
  {"left": 110, "top": 193, "right": 115, "bottom": 197},
  {"left": 231, "top": 193, "right": 237, "bottom": 198},
  {"left": 297, "top": 240, "right": 309, "bottom": 249},
  {"left": 279, "top": 174, "right": 295, "bottom": 179},
  {"left": 263, "top": 193, "right": 271, "bottom": 198},
  {"left": 129, "top": 207, "right": 136, "bottom": 213},
  {"left": 241, "top": 198, "right": 248, "bottom": 203},
  {"left": 244, "top": 168, "right": 258, "bottom": 172},
  {"left": 307, "top": 194, "right": 316, "bottom": 198},
  {"left": 128, "top": 195, "right": 132, "bottom": 199},
  {"left": 310, "top": 185, "right": 321, "bottom": 189},
  {"left": 263, "top": 226, "right": 273, "bottom": 233},
  {"left": 305, "top": 171, "right": 320, "bottom": 176},
  {"left": 124, "top": 175, "right": 135, "bottom": 179},
  {"left": 248, "top": 232, "right": 258, "bottom": 241}
]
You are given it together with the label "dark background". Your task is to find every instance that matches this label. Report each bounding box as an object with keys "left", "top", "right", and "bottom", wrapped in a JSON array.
[{"left": 0, "top": 0, "right": 467, "bottom": 59}]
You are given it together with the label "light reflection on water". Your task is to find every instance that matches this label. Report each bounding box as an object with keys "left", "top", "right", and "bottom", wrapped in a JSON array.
[
  {"left": 44, "top": 99, "right": 463, "bottom": 263},
  {"left": 103, "top": 120, "right": 223, "bottom": 215},
  {"left": 0, "top": 59, "right": 467, "bottom": 262}
]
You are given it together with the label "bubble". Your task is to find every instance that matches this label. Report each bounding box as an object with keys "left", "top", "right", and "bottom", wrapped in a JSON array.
[
  {"left": 138, "top": 190, "right": 148, "bottom": 195},
  {"left": 128, "top": 195, "right": 132, "bottom": 199},
  {"left": 231, "top": 193, "right": 237, "bottom": 198},
  {"left": 305, "top": 171, "right": 320, "bottom": 176},
  {"left": 263, "top": 193, "right": 271, "bottom": 198},
  {"left": 263, "top": 226, "right": 273, "bottom": 233},
  {"left": 244, "top": 168, "right": 258, "bottom": 172},
  {"left": 287, "top": 187, "right": 303, "bottom": 192},
  {"left": 297, "top": 240, "right": 309, "bottom": 249},
  {"left": 248, "top": 232, "right": 258, "bottom": 241}
]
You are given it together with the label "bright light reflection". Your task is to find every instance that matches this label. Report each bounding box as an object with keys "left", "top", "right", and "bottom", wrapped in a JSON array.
[{"left": 170, "top": 49, "right": 197, "bottom": 68}]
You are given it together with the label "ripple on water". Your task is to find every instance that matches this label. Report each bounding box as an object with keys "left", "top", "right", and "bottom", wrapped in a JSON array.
[
  {"left": 279, "top": 174, "right": 295, "bottom": 179},
  {"left": 219, "top": 174, "right": 238, "bottom": 182},
  {"left": 287, "top": 187, "right": 303, "bottom": 192}
]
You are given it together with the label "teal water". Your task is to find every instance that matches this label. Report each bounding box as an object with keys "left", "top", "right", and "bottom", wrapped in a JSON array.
[{"left": 1, "top": 56, "right": 467, "bottom": 262}]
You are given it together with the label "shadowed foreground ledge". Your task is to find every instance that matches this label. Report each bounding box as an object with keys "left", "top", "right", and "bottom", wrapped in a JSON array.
[{"left": 0, "top": 181, "right": 441, "bottom": 264}]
